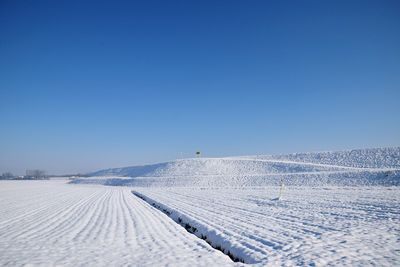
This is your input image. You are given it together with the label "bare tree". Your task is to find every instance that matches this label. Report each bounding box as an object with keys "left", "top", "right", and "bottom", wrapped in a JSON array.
[
  {"left": 1, "top": 172, "right": 14, "bottom": 179},
  {"left": 26, "top": 170, "right": 46, "bottom": 179}
]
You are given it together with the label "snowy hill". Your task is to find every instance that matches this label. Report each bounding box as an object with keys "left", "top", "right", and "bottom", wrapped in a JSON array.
[
  {"left": 249, "top": 147, "right": 400, "bottom": 169},
  {"left": 76, "top": 147, "right": 400, "bottom": 187}
]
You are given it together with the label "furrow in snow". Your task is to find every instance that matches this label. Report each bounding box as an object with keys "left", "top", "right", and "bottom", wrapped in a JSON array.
[
  {"left": 0, "top": 181, "right": 234, "bottom": 266},
  {"left": 134, "top": 187, "right": 400, "bottom": 266}
]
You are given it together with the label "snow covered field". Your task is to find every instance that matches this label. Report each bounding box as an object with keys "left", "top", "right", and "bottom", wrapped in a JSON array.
[
  {"left": 134, "top": 186, "right": 400, "bottom": 266},
  {"left": 72, "top": 147, "right": 400, "bottom": 266},
  {"left": 0, "top": 181, "right": 232, "bottom": 266},
  {"left": 2, "top": 147, "right": 399, "bottom": 266}
]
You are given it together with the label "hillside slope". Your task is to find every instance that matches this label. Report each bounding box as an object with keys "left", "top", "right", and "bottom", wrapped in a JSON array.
[
  {"left": 76, "top": 147, "right": 400, "bottom": 187},
  {"left": 249, "top": 147, "right": 400, "bottom": 169}
]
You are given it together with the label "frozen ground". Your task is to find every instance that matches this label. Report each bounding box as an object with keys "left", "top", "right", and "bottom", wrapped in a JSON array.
[
  {"left": 0, "top": 180, "right": 232, "bottom": 266},
  {"left": 2, "top": 147, "right": 399, "bottom": 266},
  {"left": 134, "top": 186, "right": 400, "bottom": 266},
  {"left": 80, "top": 147, "right": 400, "bottom": 187},
  {"left": 70, "top": 147, "right": 400, "bottom": 266}
]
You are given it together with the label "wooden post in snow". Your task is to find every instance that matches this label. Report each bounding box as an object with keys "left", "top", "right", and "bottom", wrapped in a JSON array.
[{"left": 278, "top": 177, "right": 285, "bottom": 200}]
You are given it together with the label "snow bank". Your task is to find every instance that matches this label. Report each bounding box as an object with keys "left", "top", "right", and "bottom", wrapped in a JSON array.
[
  {"left": 73, "top": 147, "right": 400, "bottom": 187},
  {"left": 133, "top": 191, "right": 252, "bottom": 263},
  {"left": 134, "top": 187, "right": 400, "bottom": 266},
  {"left": 250, "top": 147, "right": 400, "bottom": 169}
]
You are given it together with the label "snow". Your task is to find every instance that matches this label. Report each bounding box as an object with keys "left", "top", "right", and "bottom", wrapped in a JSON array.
[
  {"left": 77, "top": 147, "right": 400, "bottom": 186},
  {"left": 0, "top": 180, "right": 233, "bottom": 266},
  {"left": 250, "top": 147, "right": 400, "bottom": 169},
  {"left": 2, "top": 147, "right": 400, "bottom": 266},
  {"left": 133, "top": 186, "right": 400, "bottom": 266},
  {"left": 72, "top": 147, "right": 400, "bottom": 265}
]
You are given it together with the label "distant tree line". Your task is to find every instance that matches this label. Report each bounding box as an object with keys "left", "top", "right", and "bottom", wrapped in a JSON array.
[
  {"left": 0, "top": 170, "right": 93, "bottom": 180},
  {"left": 25, "top": 169, "right": 47, "bottom": 179},
  {"left": 0, "top": 170, "right": 48, "bottom": 180},
  {"left": 1, "top": 172, "right": 15, "bottom": 179}
]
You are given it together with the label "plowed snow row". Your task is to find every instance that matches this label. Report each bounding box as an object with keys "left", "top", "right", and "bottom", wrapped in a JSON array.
[
  {"left": 135, "top": 187, "right": 400, "bottom": 266},
  {"left": 0, "top": 181, "right": 233, "bottom": 266}
]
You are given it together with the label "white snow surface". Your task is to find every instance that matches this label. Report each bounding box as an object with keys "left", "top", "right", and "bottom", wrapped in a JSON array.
[
  {"left": 80, "top": 147, "right": 400, "bottom": 186},
  {"left": 134, "top": 186, "right": 400, "bottom": 266},
  {"left": 3, "top": 147, "right": 400, "bottom": 266},
  {"left": 0, "top": 180, "right": 233, "bottom": 266},
  {"left": 70, "top": 147, "right": 400, "bottom": 266}
]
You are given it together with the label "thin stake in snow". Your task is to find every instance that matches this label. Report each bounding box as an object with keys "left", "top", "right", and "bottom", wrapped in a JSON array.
[{"left": 278, "top": 178, "right": 285, "bottom": 200}]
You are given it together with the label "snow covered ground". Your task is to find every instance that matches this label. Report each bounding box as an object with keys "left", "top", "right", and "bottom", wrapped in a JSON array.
[
  {"left": 134, "top": 186, "right": 400, "bottom": 266},
  {"left": 2, "top": 147, "right": 399, "bottom": 266},
  {"left": 80, "top": 147, "right": 400, "bottom": 187},
  {"left": 70, "top": 147, "right": 400, "bottom": 266},
  {"left": 0, "top": 180, "right": 233, "bottom": 266}
]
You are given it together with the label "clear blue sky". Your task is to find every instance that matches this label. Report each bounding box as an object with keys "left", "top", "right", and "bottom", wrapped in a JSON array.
[{"left": 1, "top": 0, "right": 399, "bottom": 174}]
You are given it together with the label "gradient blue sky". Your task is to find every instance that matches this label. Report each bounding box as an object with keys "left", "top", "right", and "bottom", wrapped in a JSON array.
[{"left": 1, "top": 0, "right": 399, "bottom": 174}]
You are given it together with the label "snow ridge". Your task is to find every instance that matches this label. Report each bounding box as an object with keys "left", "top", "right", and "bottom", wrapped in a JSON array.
[
  {"left": 132, "top": 191, "right": 250, "bottom": 264},
  {"left": 250, "top": 147, "right": 400, "bottom": 169},
  {"left": 77, "top": 147, "right": 400, "bottom": 187}
]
